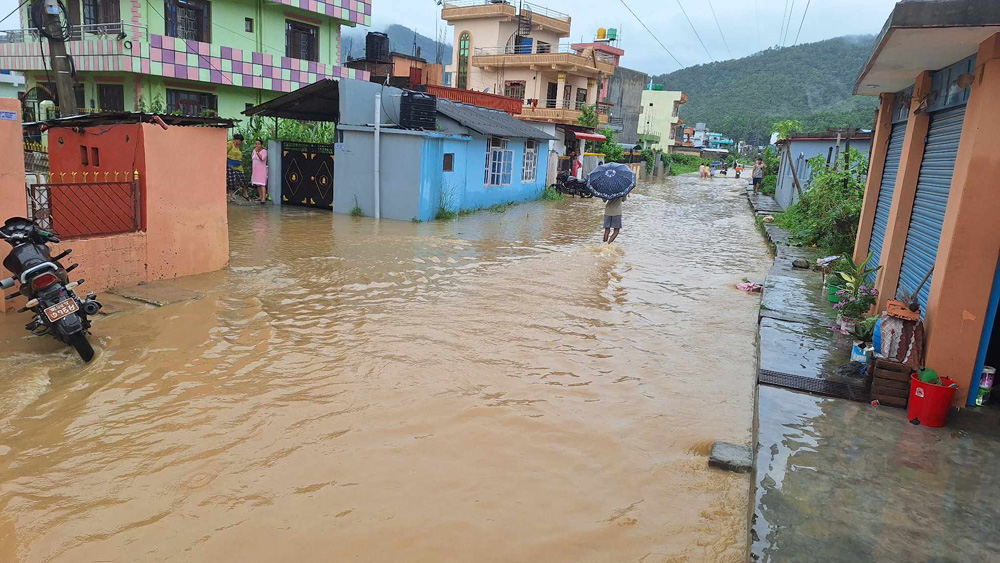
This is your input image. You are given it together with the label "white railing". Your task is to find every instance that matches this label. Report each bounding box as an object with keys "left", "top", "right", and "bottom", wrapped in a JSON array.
[
  {"left": 475, "top": 43, "right": 614, "bottom": 59},
  {"left": 442, "top": 0, "right": 568, "bottom": 22},
  {"left": 525, "top": 99, "right": 610, "bottom": 113},
  {"left": 522, "top": 2, "right": 569, "bottom": 21},
  {"left": 442, "top": 0, "right": 513, "bottom": 8},
  {"left": 0, "top": 22, "right": 147, "bottom": 44}
]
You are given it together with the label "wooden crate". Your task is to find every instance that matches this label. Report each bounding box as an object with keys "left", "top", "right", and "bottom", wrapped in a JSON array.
[{"left": 871, "top": 359, "right": 915, "bottom": 408}]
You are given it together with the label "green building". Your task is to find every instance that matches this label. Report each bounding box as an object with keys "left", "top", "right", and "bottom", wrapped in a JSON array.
[{"left": 0, "top": 0, "right": 371, "bottom": 120}]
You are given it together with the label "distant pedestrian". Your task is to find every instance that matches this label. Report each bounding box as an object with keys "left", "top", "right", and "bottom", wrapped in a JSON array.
[
  {"left": 251, "top": 139, "right": 268, "bottom": 204},
  {"left": 709, "top": 165, "right": 716, "bottom": 179},
  {"left": 752, "top": 157, "right": 766, "bottom": 195},
  {"left": 603, "top": 195, "right": 626, "bottom": 244},
  {"left": 571, "top": 151, "right": 584, "bottom": 178},
  {"left": 227, "top": 133, "right": 248, "bottom": 200},
  {"left": 699, "top": 164, "right": 707, "bottom": 179}
]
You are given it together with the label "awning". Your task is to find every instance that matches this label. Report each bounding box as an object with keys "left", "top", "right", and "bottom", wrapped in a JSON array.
[
  {"left": 243, "top": 79, "right": 339, "bottom": 122},
  {"left": 573, "top": 132, "right": 607, "bottom": 142}
]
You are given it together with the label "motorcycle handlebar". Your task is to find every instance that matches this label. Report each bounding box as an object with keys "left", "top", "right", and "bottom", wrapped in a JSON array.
[{"left": 0, "top": 277, "right": 14, "bottom": 290}]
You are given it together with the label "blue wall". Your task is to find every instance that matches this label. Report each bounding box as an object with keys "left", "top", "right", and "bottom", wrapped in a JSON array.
[{"left": 417, "top": 133, "right": 550, "bottom": 222}]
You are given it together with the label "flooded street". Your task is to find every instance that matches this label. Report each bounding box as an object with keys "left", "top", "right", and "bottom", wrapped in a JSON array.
[{"left": 0, "top": 175, "right": 770, "bottom": 562}]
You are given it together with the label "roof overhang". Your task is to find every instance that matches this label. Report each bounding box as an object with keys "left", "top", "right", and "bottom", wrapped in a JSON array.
[
  {"left": 855, "top": 0, "right": 1000, "bottom": 95},
  {"left": 243, "top": 79, "right": 339, "bottom": 122},
  {"left": 573, "top": 132, "right": 607, "bottom": 142}
]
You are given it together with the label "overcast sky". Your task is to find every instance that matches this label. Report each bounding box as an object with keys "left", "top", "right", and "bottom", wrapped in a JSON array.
[{"left": 0, "top": 0, "right": 901, "bottom": 74}]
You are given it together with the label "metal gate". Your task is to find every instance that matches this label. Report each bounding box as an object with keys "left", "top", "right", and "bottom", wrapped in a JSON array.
[
  {"left": 281, "top": 141, "right": 335, "bottom": 209},
  {"left": 867, "top": 121, "right": 907, "bottom": 270},
  {"left": 897, "top": 105, "right": 966, "bottom": 312}
]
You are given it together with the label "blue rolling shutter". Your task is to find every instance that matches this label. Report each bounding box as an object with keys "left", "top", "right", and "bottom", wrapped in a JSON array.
[
  {"left": 897, "top": 106, "right": 966, "bottom": 314},
  {"left": 868, "top": 122, "right": 907, "bottom": 270}
]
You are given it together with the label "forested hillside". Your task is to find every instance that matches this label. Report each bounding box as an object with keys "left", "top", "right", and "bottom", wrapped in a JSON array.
[{"left": 653, "top": 36, "right": 878, "bottom": 143}]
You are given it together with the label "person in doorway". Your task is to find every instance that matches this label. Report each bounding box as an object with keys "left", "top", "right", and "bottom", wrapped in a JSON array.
[
  {"left": 752, "top": 157, "right": 766, "bottom": 195},
  {"left": 571, "top": 151, "right": 584, "bottom": 178},
  {"left": 251, "top": 139, "right": 268, "bottom": 204},
  {"left": 603, "top": 195, "right": 626, "bottom": 244},
  {"left": 227, "top": 133, "right": 249, "bottom": 200}
]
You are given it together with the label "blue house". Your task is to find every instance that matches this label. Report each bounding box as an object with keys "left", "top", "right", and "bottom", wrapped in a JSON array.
[{"left": 332, "top": 83, "right": 554, "bottom": 222}]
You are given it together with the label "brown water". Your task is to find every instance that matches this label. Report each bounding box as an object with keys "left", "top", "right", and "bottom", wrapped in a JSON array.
[{"left": 0, "top": 175, "right": 770, "bottom": 562}]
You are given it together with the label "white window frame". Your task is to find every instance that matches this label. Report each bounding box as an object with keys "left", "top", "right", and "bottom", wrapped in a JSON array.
[
  {"left": 522, "top": 140, "right": 538, "bottom": 183},
  {"left": 485, "top": 137, "right": 513, "bottom": 187}
]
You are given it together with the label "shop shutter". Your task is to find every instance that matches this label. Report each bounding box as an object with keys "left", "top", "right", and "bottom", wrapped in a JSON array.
[
  {"left": 867, "top": 122, "right": 907, "bottom": 271},
  {"left": 897, "top": 106, "right": 966, "bottom": 314}
]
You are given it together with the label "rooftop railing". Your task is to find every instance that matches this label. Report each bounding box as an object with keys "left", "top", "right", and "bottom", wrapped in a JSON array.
[
  {"left": 0, "top": 22, "right": 147, "bottom": 44},
  {"left": 475, "top": 43, "right": 616, "bottom": 62},
  {"left": 441, "top": 0, "right": 568, "bottom": 21},
  {"left": 521, "top": 2, "right": 569, "bottom": 21}
]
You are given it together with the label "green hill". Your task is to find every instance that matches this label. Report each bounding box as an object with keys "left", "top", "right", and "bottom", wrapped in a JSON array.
[{"left": 652, "top": 36, "right": 879, "bottom": 144}]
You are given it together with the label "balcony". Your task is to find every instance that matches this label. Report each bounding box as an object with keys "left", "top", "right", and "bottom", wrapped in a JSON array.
[
  {"left": 519, "top": 99, "right": 609, "bottom": 125},
  {"left": 521, "top": 3, "right": 571, "bottom": 35},
  {"left": 442, "top": 0, "right": 517, "bottom": 22},
  {"left": 426, "top": 84, "right": 522, "bottom": 114},
  {"left": 0, "top": 23, "right": 147, "bottom": 73},
  {"left": 472, "top": 44, "right": 616, "bottom": 76}
]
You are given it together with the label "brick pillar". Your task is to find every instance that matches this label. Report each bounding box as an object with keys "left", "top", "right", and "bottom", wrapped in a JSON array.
[
  {"left": 853, "top": 92, "right": 895, "bottom": 265},
  {"left": 874, "top": 71, "right": 933, "bottom": 311},
  {"left": 923, "top": 33, "right": 1000, "bottom": 405}
]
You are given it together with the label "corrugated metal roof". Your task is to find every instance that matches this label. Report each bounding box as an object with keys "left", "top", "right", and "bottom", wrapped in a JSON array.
[{"left": 436, "top": 98, "right": 556, "bottom": 141}]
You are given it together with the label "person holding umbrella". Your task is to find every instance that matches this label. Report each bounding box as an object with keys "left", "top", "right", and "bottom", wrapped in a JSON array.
[{"left": 587, "top": 162, "right": 637, "bottom": 244}]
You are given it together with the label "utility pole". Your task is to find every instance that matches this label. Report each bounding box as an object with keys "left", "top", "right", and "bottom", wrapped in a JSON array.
[{"left": 39, "top": 0, "right": 78, "bottom": 116}]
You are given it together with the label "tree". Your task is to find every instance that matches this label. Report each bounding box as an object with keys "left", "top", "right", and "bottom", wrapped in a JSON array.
[
  {"left": 773, "top": 119, "right": 803, "bottom": 140},
  {"left": 577, "top": 104, "right": 599, "bottom": 128}
]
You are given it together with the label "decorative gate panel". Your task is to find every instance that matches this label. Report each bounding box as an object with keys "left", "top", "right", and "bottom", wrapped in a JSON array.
[{"left": 281, "top": 142, "right": 335, "bottom": 209}]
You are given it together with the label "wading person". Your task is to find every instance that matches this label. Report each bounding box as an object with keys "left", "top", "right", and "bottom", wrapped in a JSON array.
[
  {"left": 227, "top": 134, "right": 249, "bottom": 200},
  {"left": 251, "top": 139, "right": 268, "bottom": 204},
  {"left": 752, "top": 157, "right": 766, "bottom": 195},
  {"left": 603, "top": 195, "right": 626, "bottom": 244}
]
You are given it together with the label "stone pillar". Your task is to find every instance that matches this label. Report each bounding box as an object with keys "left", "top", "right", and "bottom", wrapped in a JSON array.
[
  {"left": 556, "top": 72, "right": 567, "bottom": 109},
  {"left": 874, "top": 70, "right": 933, "bottom": 311},
  {"left": 853, "top": 93, "right": 896, "bottom": 265},
  {"left": 586, "top": 78, "right": 598, "bottom": 106},
  {"left": 923, "top": 33, "right": 1000, "bottom": 405}
]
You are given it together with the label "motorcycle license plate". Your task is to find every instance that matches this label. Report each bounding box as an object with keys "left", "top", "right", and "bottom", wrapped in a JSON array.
[{"left": 43, "top": 299, "right": 79, "bottom": 323}]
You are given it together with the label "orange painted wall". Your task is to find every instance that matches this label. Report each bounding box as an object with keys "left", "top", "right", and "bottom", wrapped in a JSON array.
[
  {"left": 853, "top": 93, "right": 895, "bottom": 265},
  {"left": 0, "top": 98, "right": 27, "bottom": 223},
  {"left": 922, "top": 33, "right": 1000, "bottom": 405},
  {"left": 140, "top": 123, "right": 229, "bottom": 281},
  {"left": 50, "top": 232, "right": 148, "bottom": 292}
]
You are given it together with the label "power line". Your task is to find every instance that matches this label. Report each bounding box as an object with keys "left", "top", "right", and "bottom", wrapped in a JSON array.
[
  {"left": 793, "top": 0, "right": 812, "bottom": 46},
  {"left": 0, "top": 0, "right": 29, "bottom": 26},
  {"left": 782, "top": 0, "right": 797, "bottom": 47},
  {"left": 617, "top": 0, "right": 683, "bottom": 68},
  {"left": 778, "top": 0, "right": 790, "bottom": 47},
  {"left": 147, "top": 1, "right": 233, "bottom": 85},
  {"left": 706, "top": 0, "right": 732, "bottom": 59},
  {"left": 675, "top": 0, "right": 713, "bottom": 62}
]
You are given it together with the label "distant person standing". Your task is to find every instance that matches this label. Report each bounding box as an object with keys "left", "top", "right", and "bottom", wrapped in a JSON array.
[
  {"left": 752, "top": 157, "right": 766, "bottom": 195},
  {"left": 603, "top": 195, "right": 626, "bottom": 244},
  {"left": 251, "top": 139, "right": 268, "bottom": 204},
  {"left": 226, "top": 133, "right": 248, "bottom": 200},
  {"left": 571, "top": 151, "right": 584, "bottom": 178}
]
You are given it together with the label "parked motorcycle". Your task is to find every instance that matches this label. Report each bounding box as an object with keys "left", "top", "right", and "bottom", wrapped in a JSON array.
[
  {"left": 0, "top": 217, "right": 101, "bottom": 361},
  {"left": 551, "top": 171, "right": 594, "bottom": 198}
]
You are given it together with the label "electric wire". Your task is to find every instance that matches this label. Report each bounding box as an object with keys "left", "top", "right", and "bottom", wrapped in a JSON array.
[
  {"left": 0, "top": 0, "right": 30, "bottom": 26},
  {"left": 793, "top": 0, "right": 812, "bottom": 46},
  {"left": 782, "top": 0, "right": 797, "bottom": 47},
  {"left": 146, "top": 1, "right": 234, "bottom": 86},
  {"left": 617, "top": 0, "right": 683, "bottom": 68},
  {"left": 675, "top": 0, "right": 713, "bottom": 62},
  {"left": 706, "top": 0, "right": 732, "bottom": 59},
  {"left": 778, "top": 0, "right": 790, "bottom": 47}
]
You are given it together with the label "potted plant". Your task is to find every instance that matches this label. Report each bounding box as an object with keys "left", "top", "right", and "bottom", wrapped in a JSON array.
[
  {"left": 832, "top": 254, "right": 882, "bottom": 332},
  {"left": 849, "top": 316, "right": 879, "bottom": 364}
]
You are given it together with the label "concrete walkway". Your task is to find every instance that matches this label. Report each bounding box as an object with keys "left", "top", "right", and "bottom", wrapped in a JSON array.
[{"left": 745, "top": 189, "right": 1000, "bottom": 562}]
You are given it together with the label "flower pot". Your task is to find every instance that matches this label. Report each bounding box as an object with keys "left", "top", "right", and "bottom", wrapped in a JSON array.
[
  {"left": 837, "top": 315, "right": 857, "bottom": 334},
  {"left": 828, "top": 285, "right": 841, "bottom": 303}
]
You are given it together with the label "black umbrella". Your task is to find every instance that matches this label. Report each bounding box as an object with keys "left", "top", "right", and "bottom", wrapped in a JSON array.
[{"left": 587, "top": 162, "right": 637, "bottom": 201}]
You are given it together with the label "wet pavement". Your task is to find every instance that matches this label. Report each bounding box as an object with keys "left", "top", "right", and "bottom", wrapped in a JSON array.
[
  {"left": 754, "top": 385, "right": 1000, "bottom": 562},
  {"left": 0, "top": 175, "right": 771, "bottom": 562}
]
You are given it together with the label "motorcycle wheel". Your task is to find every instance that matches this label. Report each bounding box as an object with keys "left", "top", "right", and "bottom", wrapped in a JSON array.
[{"left": 68, "top": 332, "right": 95, "bottom": 362}]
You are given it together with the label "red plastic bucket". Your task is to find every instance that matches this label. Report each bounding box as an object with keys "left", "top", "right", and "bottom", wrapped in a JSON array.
[{"left": 907, "top": 374, "right": 957, "bottom": 427}]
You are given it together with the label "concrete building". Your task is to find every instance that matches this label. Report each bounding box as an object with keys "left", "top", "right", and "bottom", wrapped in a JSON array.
[
  {"left": 441, "top": 0, "right": 614, "bottom": 127},
  {"left": 601, "top": 66, "right": 647, "bottom": 145},
  {"left": 852, "top": 0, "right": 1000, "bottom": 406},
  {"left": 638, "top": 86, "right": 686, "bottom": 151},
  {"left": 0, "top": 0, "right": 371, "bottom": 120},
  {"left": 345, "top": 43, "right": 444, "bottom": 88},
  {"left": 774, "top": 132, "right": 873, "bottom": 209},
  {"left": 707, "top": 132, "right": 734, "bottom": 150},
  {"left": 0, "top": 71, "right": 25, "bottom": 99}
]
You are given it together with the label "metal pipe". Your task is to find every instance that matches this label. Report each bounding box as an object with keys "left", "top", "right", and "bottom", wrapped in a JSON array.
[{"left": 374, "top": 91, "right": 381, "bottom": 219}]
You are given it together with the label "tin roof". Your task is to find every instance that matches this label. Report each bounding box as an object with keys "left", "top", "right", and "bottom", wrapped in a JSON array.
[
  {"left": 23, "top": 112, "right": 235, "bottom": 129},
  {"left": 436, "top": 98, "right": 556, "bottom": 141}
]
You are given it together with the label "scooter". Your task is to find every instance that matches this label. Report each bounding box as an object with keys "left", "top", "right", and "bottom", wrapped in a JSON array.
[
  {"left": 1, "top": 217, "right": 101, "bottom": 361},
  {"left": 551, "top": 171, "right": 594, "bottom": 198}
]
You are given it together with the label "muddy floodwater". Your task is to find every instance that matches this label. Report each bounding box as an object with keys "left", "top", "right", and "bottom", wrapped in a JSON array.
[{"left": 0, "top": 175, "right": 770, "bottom": 562}]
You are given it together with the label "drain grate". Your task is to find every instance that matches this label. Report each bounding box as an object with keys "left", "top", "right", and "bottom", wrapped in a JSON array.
[{"left": 759, "top": 369, "right": 871, "bottom": 402}]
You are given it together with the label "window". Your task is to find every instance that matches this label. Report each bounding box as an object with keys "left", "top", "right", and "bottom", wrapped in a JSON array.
[
  {"left": 79, "top": 145, "right": 89, "bottom": 166},
  {"left": 91, "top": 147, "right": 100, "bottom": 167},
  {"left": 576, "top": 88, "right": 587, "bottom": 110},
  {"left": 457, "top": 32, "right": 470, "bottom": 90},
  {"left": 244, "top": 17, "right": 253, "bottom": 32},
  {"left": 485, "top": 137, "right": 513, "bottom": 186},
  {"left": 522, "top": 140, "right": 538, "bottom": 183},
  {"left": 98, "top": 84, "right": 124, "bottom": 112},
  {"left": 166, "top": 88, "right": 217, "bottom": 116},
  {"left": 536, "top": 41, "right": 551, "bottom": 53},
  {"left": 443, "top": 153, "right": 454, "bottom": 172},
  {"left": 164, "top": 0, "right": 211, "bottom": 43},
  {"left": 83, "top": 0, "right": 121, "bottom": 29},
  {"left": 286, "top": 19, "right": 319, "bottom": 61},
  {"left": 504, "top": 81, "right": 525, "bottom": 101}
]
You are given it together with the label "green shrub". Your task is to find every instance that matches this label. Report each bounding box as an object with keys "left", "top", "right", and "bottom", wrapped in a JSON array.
[
  {"left": 664, "top": 153, "right": 709, "bottom": 176},
  {"left": 540, "top": 186, "right": 564, "bottom": 201},
  {"left": 776, "top": 148, "right": 869, "bottom": 254},
  {"left": 435, "top": 206, "right": 457, "bottom": 221}
]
